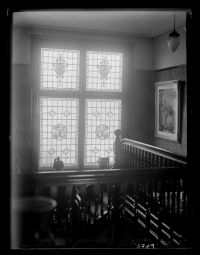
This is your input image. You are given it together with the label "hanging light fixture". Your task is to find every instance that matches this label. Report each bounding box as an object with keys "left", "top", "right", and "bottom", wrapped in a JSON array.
[{"left": 167, "top": 12, "right": 180, "bottom": 52}]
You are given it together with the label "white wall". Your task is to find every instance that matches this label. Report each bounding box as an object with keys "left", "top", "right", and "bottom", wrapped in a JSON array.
[
  {"left": 153, "top": 27, "right": 186, "bottom": 70},
  {"left": 12, "top": 25, "right": 187, "bottom": 70},
  {"left": 12, "top": 27, "right": 32, "bottom": 65},
  {"left": 12, "top": 26, "right": 154, "bottom": 71},
  {"left": 132, "top": 38, "right": 153, "bottom": 70}
]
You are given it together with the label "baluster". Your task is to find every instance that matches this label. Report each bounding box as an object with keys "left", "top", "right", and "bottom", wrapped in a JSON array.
[
  {"left": 123, "top": 145, "right": 126, "bottom": 168},
  {"left": 149, "top": 153, "right": 153, "bottom": 168},
  {"left": 140, "top": 149, "right": 143, "bottom": 168},
  {"left": 142, "top": 182, "right": 146, "bottom": 204},
  {"left": 119, "top": 144, "right": 122, "bottom": 168},
  {"left": 131, "top": 146, "right": 134, "bottom": 167},
  {"left": 164, "top": 180, "right": 168, "bottom": 216},
  {"left": 181, "top": 179, "right": 187, "bottom": 219},
  {"left": 147, "top": 152, "right": 150, "bottom": 167},
  {"left": 121, "top": 144, "right": 124, "bottom": 168},
  {"left": 148, "top": 181, "right": 153, "bottom": 210},
  {"left": 124, "top": 145, "right": 127, "bottom": 168},
  {"left": 136, "top": 148, "right": 139, "bottom": 168},
  {"left": 176, "top": 179, "right": 181, "bottom": 217},
  {"left": 133, "top": 180, "right": 136, "bottom": 198},
  {"left": 171, "top": 179, "right": 176, "bottom": 217},
  {"left": 133, "top": 147, "right": 136, "bottom": 168},
  {"left": 130, "top": 145, "right": 132, "bottom": 168},
  {"left": 120, "top": 193, "right": 125, "bottom": 220},
  {"left": 94, "top": 196, "right": 99, "bottom": 222},
  {"left": 151, "top": 180, "right": 155, "bottom": 212},
  {"left": 87, "top": 199, "right": 91, "bottom": 225},
  {"left": 161, "top": 157, "right": 165, "bottom": 167},
  {"left": 160, "top": 180, "right": 166, "bottom": 216},
  {"left": 154, "top": 154, "right": 158, "bottom": 168},
  {"left": 107, "top": 196, "right": 112, "bottom": 221},
  {"left": 138, "top": 149, "right": 141, "bottom": 168},
  {"left": 154, "top": 180, "right": 158, "bottom": 212},
  {"left": 151, "top": 154, "right": 155, "bottom": 167},
  {"left": 134, "top": 189, "right": 138, "bottom": 221},
  {"left": 157, "top": 155, "right": 161, "bottom": 167},
  {"left": 179, "top": 179, "right": 184, "bottom": 217},
  {"left": 127, "top": 145, "right": 130, "bottom": 168},
  {"left": 141, "top": 149, "right": 144, "bottom": 167},
  {"left": 139, "top": 183, "right": 143, "bottom": 204},
  {"left": 134, "top": 148, "right": 137, "bottom": 168},
  {"left": 106, "top": 196, "right": 112, "bottom": 244},
  {"left": 166, "top": 158, "right": 171, "bottom": 167},
  {"left": 66, "top": 198, "right": 71, "bottom": 223},
  {"left": 157, "top": 204, "right": 162, "bottom": 245},
  {"left": 146, "top": 200, "right": 151, "bottom": 234},
  {"left": 125, "top": 144, "right": 127, "bottom": 168},
  {"left": 144, "top": 151, "right": 147, "bottom": 168},
  {"left": 146, "top": 151, "right": 149, "bottom": 168},
  {"left": 70, "top": 186, "right": 82, "bottom": 243},
  {"left": 51, "top": 207, "right": 58, "bottom": 234},
  {"left": 100, "top": 191, "right": 104, "bottom": 217},
  {"left": 143, "top": 150, "right": 146, "bottom": 168},
  {"left": 125, "top": 145, "right": 128, "bottom": 168},
  {"left": 163, "top": 158, "right": 168, "bottom": 167},
  {"left": 130, "top": 147, "right": 133, "bottom": 168},
  {"left": 64, "top": 198, "right": 71, "bottom": 237},
  {"left": 166, "top": 180, "right": 170, "bottom": 215},
  {"left": 170, "top": 159, "right": 176, "bottom": 167}
]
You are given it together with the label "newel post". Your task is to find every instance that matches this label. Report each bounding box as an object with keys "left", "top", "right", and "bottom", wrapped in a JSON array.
[{"left": 113, "top": 129, "right": 121, "bottom": 168}]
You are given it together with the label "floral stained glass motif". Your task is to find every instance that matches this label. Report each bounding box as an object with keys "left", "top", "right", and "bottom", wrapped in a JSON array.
[
  {"left": 84, "top": 99, "right": 121, "bottom": 167},
  {"left": 53, "top": 54, "right": 68, "bottom": 78},
  {"left": 96, "top": 124, "right": 110, "bottom": 139},
  {"left": 86, "top": 51, "right": 123, "bottom": 92},
  {"left": 40, "top": 48, "right": 80, "bottom": 91},
  {"left": 52, "top": 124, "right": 67, "bottom": 140},
  {"left": 97, "top": 57, "right": 112, "bottom": 81},
  {"left": 39, "top": 97, "right": 79, "bottom": 168}
]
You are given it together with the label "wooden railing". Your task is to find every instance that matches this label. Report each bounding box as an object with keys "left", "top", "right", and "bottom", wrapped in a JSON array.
[
  {"left": 120, "top": 138, "right": 187, "bottom": 169},
  {"left": 15, "top": 139, "right": 191, "bottom": 248},
  {"left": 118, "top": 139, "right": 190, "bottom": 247}
]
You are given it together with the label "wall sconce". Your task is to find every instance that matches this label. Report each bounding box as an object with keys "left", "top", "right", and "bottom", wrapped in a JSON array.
[{"left": 167, "top": 13, "right": 180, "bottom": 52}]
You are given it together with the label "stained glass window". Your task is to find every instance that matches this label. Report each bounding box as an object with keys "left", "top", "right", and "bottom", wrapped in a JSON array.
[
  {"left": 86, "top": 51, "right": 123, "bottom": 92},
  {"left": 40, "top": 48, "right": 80, "bottom": 90},
  {"left": 84, "top": 99, "right": 121, "bottom": 166},
  {"left": 39, "top": 97, "right": 79, "bottom": 168}
]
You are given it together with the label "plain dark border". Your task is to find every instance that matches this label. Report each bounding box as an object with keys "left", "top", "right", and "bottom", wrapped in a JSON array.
[{"left": 3, "top": 3, "right": 193, "bottom": 255}]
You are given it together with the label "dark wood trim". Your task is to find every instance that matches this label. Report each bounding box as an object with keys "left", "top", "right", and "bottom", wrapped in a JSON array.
[{"left": 17, "top": 166, "right": 187, "bottom": 187}]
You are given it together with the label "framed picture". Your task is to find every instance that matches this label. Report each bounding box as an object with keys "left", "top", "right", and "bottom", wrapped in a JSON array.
[{"left": 155, "top": 80, "right": 180, "bottom": 142}]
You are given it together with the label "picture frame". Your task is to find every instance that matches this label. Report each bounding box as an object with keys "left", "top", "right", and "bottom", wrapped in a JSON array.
[{"left": 155, "top": 80, "right": 180, "bottom": 142}]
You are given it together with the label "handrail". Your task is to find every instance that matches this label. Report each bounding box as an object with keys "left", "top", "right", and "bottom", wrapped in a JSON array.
[
  {"left": 18, "top": 167, "right": 187, "bottom": 187},
  {"left": 121, "top": 138, "right": 187, "bottom": 165}
]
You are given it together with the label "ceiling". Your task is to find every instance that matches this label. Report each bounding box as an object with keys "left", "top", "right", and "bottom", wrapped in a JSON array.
[{"left": 13, "top": 10, "right": 187, "bottom": 38}]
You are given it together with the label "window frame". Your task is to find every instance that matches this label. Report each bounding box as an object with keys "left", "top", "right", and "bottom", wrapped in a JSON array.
[{"left": 31, "top": 37, "right": 125, "bottom": 172}]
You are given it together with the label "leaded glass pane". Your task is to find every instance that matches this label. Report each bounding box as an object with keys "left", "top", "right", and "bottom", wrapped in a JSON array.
[
  {"left": 40, "top": 48, "right": 80, "bottom": 90},
  {"left": 86, "top": 51, "right": 123, "bottom": 92},
  {"left": 39, "top": 97, "right": 79, "bottom": 168},
  {"left": 84, "top": 99, "right": 121, "bottom": 167}
]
